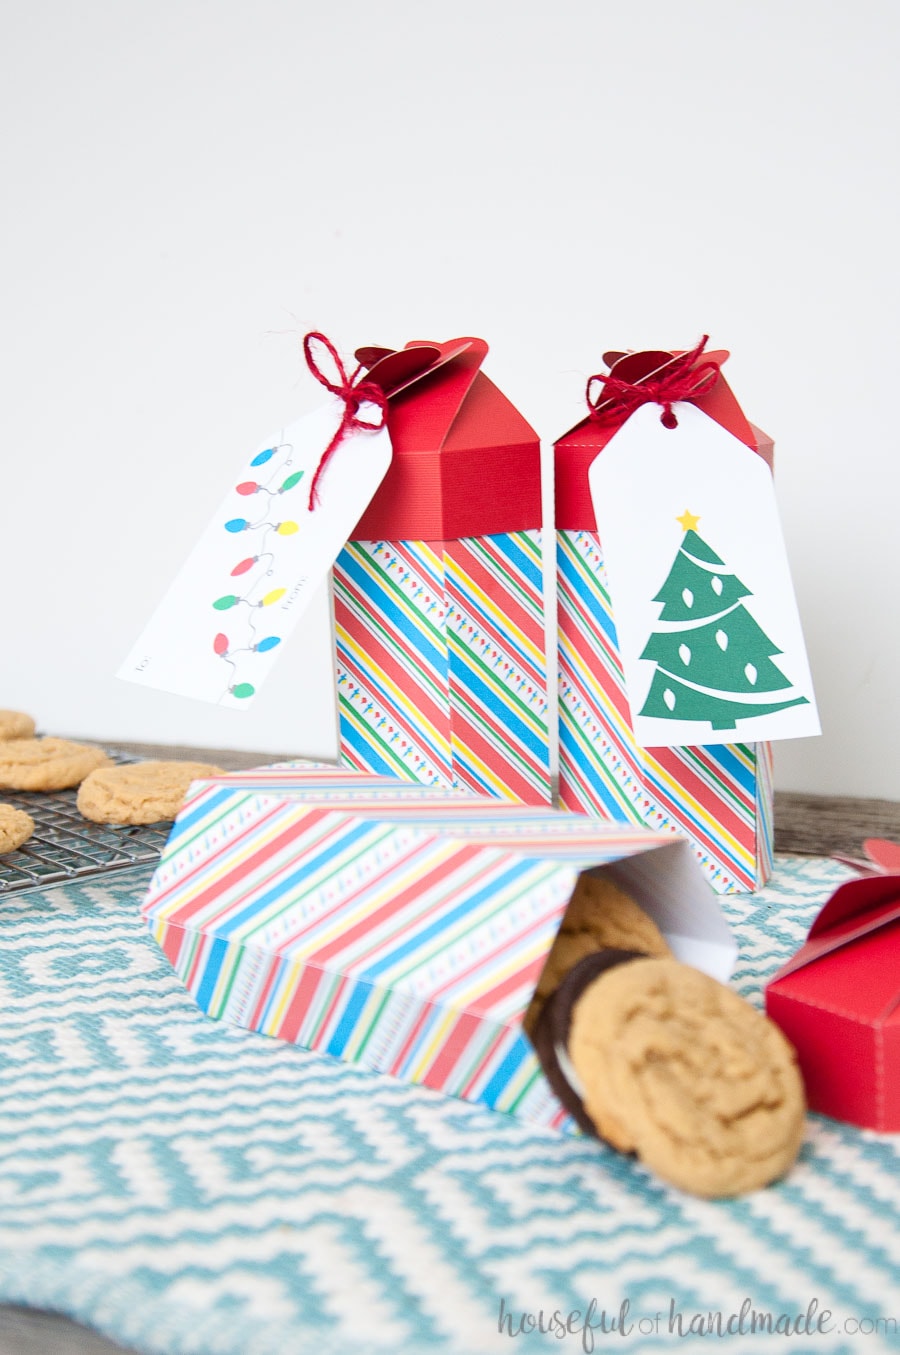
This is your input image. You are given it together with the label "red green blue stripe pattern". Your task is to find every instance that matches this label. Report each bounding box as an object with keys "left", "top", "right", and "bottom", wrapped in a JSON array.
[
  {"left": 142, "top": 766, "right": 673, "bottom": 1130},
  {"left": 557, "top": 530, "right": 774, "bottom": 893},
  {"left": 334, "top": 534, "right": 551, "bottom": 805}
]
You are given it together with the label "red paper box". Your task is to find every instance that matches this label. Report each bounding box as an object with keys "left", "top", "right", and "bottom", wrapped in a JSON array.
[
  {"left": 555, "top": 347, "right": 777, "bottom": 893},
  {"left": 333, "top": 338, "right": 551, "bottom": 805},
  {"left": 765, "top": 873, "right": 900, "bottom": 1131}
]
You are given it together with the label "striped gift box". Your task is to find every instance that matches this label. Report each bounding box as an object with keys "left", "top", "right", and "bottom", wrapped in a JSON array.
[
  {"left": 334, "top": 532, "right": 550, "bottom": 805},
  {"left": 557, "top": 529, "right": 775, "bottom": 894},
  {"left": 142, "top": 763, "right": 735, "bottom": 1130},
  {"left": 555, "top": 351, "right": 776, "bottom": 894},
  {"left": 331, "top": 337, "right": 551, "bottom": 807}
]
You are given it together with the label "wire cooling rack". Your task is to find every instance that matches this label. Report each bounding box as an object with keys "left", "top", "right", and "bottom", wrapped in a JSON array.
[{"left": 0, "top": 751, "right": 172, "bottom": 897}]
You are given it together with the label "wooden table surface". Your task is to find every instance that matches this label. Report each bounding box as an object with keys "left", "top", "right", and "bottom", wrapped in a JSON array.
[
  {"left": 2, "top": 742, "right": 897, "bottom": 1355},
  {"left": 105, "top": 740, "right": 900, "bottom": 860}
]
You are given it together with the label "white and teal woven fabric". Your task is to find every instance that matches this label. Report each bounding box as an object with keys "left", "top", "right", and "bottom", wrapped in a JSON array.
[{"left": 1, "top": 858, "right": 898, "bottom": 1355}]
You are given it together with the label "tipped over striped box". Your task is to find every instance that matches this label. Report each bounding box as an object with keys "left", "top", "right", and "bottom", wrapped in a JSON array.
[{"left": 142, "top": 763, "right": 735, "bottom": 1131}]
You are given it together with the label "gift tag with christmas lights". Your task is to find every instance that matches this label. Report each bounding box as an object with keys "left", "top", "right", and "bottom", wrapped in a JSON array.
[
  {"left": 119, "top": 398, "right": 391, "bottom": 707},
  {"left": 588, "top": 401, "right": 819, "bottom": 747}
]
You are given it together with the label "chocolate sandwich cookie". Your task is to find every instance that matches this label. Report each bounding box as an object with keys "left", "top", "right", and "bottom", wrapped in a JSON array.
[{"left": 532, "top": 948, "right": 647, "bottom": 1137}]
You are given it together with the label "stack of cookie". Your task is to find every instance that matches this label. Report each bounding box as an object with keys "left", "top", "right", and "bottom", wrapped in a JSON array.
[
  {"left": 0, "top": 708, "right": 223, "bottom": 852},
  {"left": 528, "top": 875, "right": 806, "bottom": 1198}
]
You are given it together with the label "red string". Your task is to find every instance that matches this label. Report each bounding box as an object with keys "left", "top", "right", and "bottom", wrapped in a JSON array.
[
  {"left": 586, "top": 336, "right": 721, "bottom": 429},
  {"left": 302, "top": 332, "right": 389, "bottom": 509}
]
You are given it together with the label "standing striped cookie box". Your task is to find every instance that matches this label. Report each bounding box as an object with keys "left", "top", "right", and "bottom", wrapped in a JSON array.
[
  {"left": 555, "top": 348, "right": 776, "bottom": 894},
  {"left": 333, "top": 338, "right": 551, "bottom": 806}
]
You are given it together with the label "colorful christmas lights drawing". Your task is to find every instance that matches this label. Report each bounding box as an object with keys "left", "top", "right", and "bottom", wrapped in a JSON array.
[{"left": 211, "top": 439, "right": 302, "bottom": 702}]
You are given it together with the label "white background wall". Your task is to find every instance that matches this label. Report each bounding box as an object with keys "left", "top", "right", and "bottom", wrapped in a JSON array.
[{"left": 1, "top": 0, "right": 898, "bottom": 798}]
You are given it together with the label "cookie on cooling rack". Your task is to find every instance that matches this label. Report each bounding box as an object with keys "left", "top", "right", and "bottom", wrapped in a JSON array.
[
  {"left": 0, "top": 738, "right": 112, "bottom": 792},
  {"left": 0, "top": 803, "right": 35, "bottom": 854},
  {"left": 0, "top": 710, "right": 36, "bottom": 741},
  {"left": 77, "top": 760, "right": 225, "bottom": 825}
]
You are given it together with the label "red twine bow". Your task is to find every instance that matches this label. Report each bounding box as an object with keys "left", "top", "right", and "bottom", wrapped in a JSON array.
[
  {"left": 302, "top": 332, "right": 388, "bottom": 509},
  {"left": 586, "top": 335, "right": 721, "bottom": 429}
]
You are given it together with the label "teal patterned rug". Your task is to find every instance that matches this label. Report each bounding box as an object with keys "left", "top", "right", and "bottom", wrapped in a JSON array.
[{"left": 1, "top": 857, "right": 898, "bottom": 1355}]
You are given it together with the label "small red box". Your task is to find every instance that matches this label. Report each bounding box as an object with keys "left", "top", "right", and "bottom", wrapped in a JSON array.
[{"left": 765, "top": 873, "right": 900, "bottom": 1131}]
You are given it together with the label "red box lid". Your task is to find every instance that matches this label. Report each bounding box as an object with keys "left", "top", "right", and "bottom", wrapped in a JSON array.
[
  {"left": 554, "top": 348, "right": 766, "bottom": 532},
  {"left": 765, "top": 873, "right": 900, "bottom": 1130},
  {"left": 351, "top": 339, "right": 541, "bottom": 541}
]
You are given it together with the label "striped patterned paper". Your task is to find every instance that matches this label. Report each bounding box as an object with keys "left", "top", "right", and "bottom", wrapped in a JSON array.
[
  {"left": 558, "top": 529, "right": 774, "bottom": 894},
  {"left": 142, "top": 764, "right": 727, "bottom": 1129},
  {"left": 333, "top": 532, "right": 551, "bottom": 806}
]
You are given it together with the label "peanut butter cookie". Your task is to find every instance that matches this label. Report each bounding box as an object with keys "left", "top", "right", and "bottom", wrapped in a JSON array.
[
  {"left": 568, "top": 956, "right": 806, "bottom": 1197},
  {"left": 77, "top": 761, "right": 224, "bottom": 825},
  {"left": 524, "top": 873, "right": 671, "bottom": 1035},
  {"left": 0, "top": 710, "right": 35, "bottom": 741},
  {"left": 0, "top": 803, "right": 35, "bottom": 854},
  {"left": 0, "top": 738, "right": 112, "bottom": 791},
  {"left": 560, "top": 874, "right": 673, "bottom": 956}
]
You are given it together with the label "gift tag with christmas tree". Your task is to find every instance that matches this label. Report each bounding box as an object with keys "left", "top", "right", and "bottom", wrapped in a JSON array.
[{"left": 588, "top": 400, "right": 819, "bottom": 747}]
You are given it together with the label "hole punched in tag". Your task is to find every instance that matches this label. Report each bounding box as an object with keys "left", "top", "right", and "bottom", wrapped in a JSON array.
[{"left": 585, "top": 336, "right": 722, "bottom": 432}]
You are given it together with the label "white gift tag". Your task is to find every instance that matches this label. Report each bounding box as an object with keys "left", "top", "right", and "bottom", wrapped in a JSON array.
[
  {"left": 119, "top": 398, "right": 391, "bottom": 707},
  {"left": 588, "top": 401, "right": 820, "bottom": 747}
]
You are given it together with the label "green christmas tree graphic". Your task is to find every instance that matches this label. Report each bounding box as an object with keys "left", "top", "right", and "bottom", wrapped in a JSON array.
[{"left": 638, "top": 512, "right": 809, "bottom": 731}]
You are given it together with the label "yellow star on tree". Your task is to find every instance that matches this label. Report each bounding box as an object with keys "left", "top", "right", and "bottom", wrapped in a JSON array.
[{"left": 676, "top": 509, "right": 701, "bottom": 532}]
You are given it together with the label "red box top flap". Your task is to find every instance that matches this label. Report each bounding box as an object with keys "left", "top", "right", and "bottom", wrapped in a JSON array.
[
  {"left": 769, "top": 874, "right": 900, "bottom": 983},
  {"left": 552, "top": 344, "right": 768, "bottom": 534},
  {"left": 354, "top": 337, "right": 537, "bottom": 454},
  {"left": 356, "top": 340, "right": 474, "bottom": 400},
  {"left": 351, "top": 336, "right": 541, "bottom": 540},
  {"left": 555, "top": 346, "right": 757, "bottom": 452},
  {"left": 865, "top": 839, "right": 900, "bottom": 873}
]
